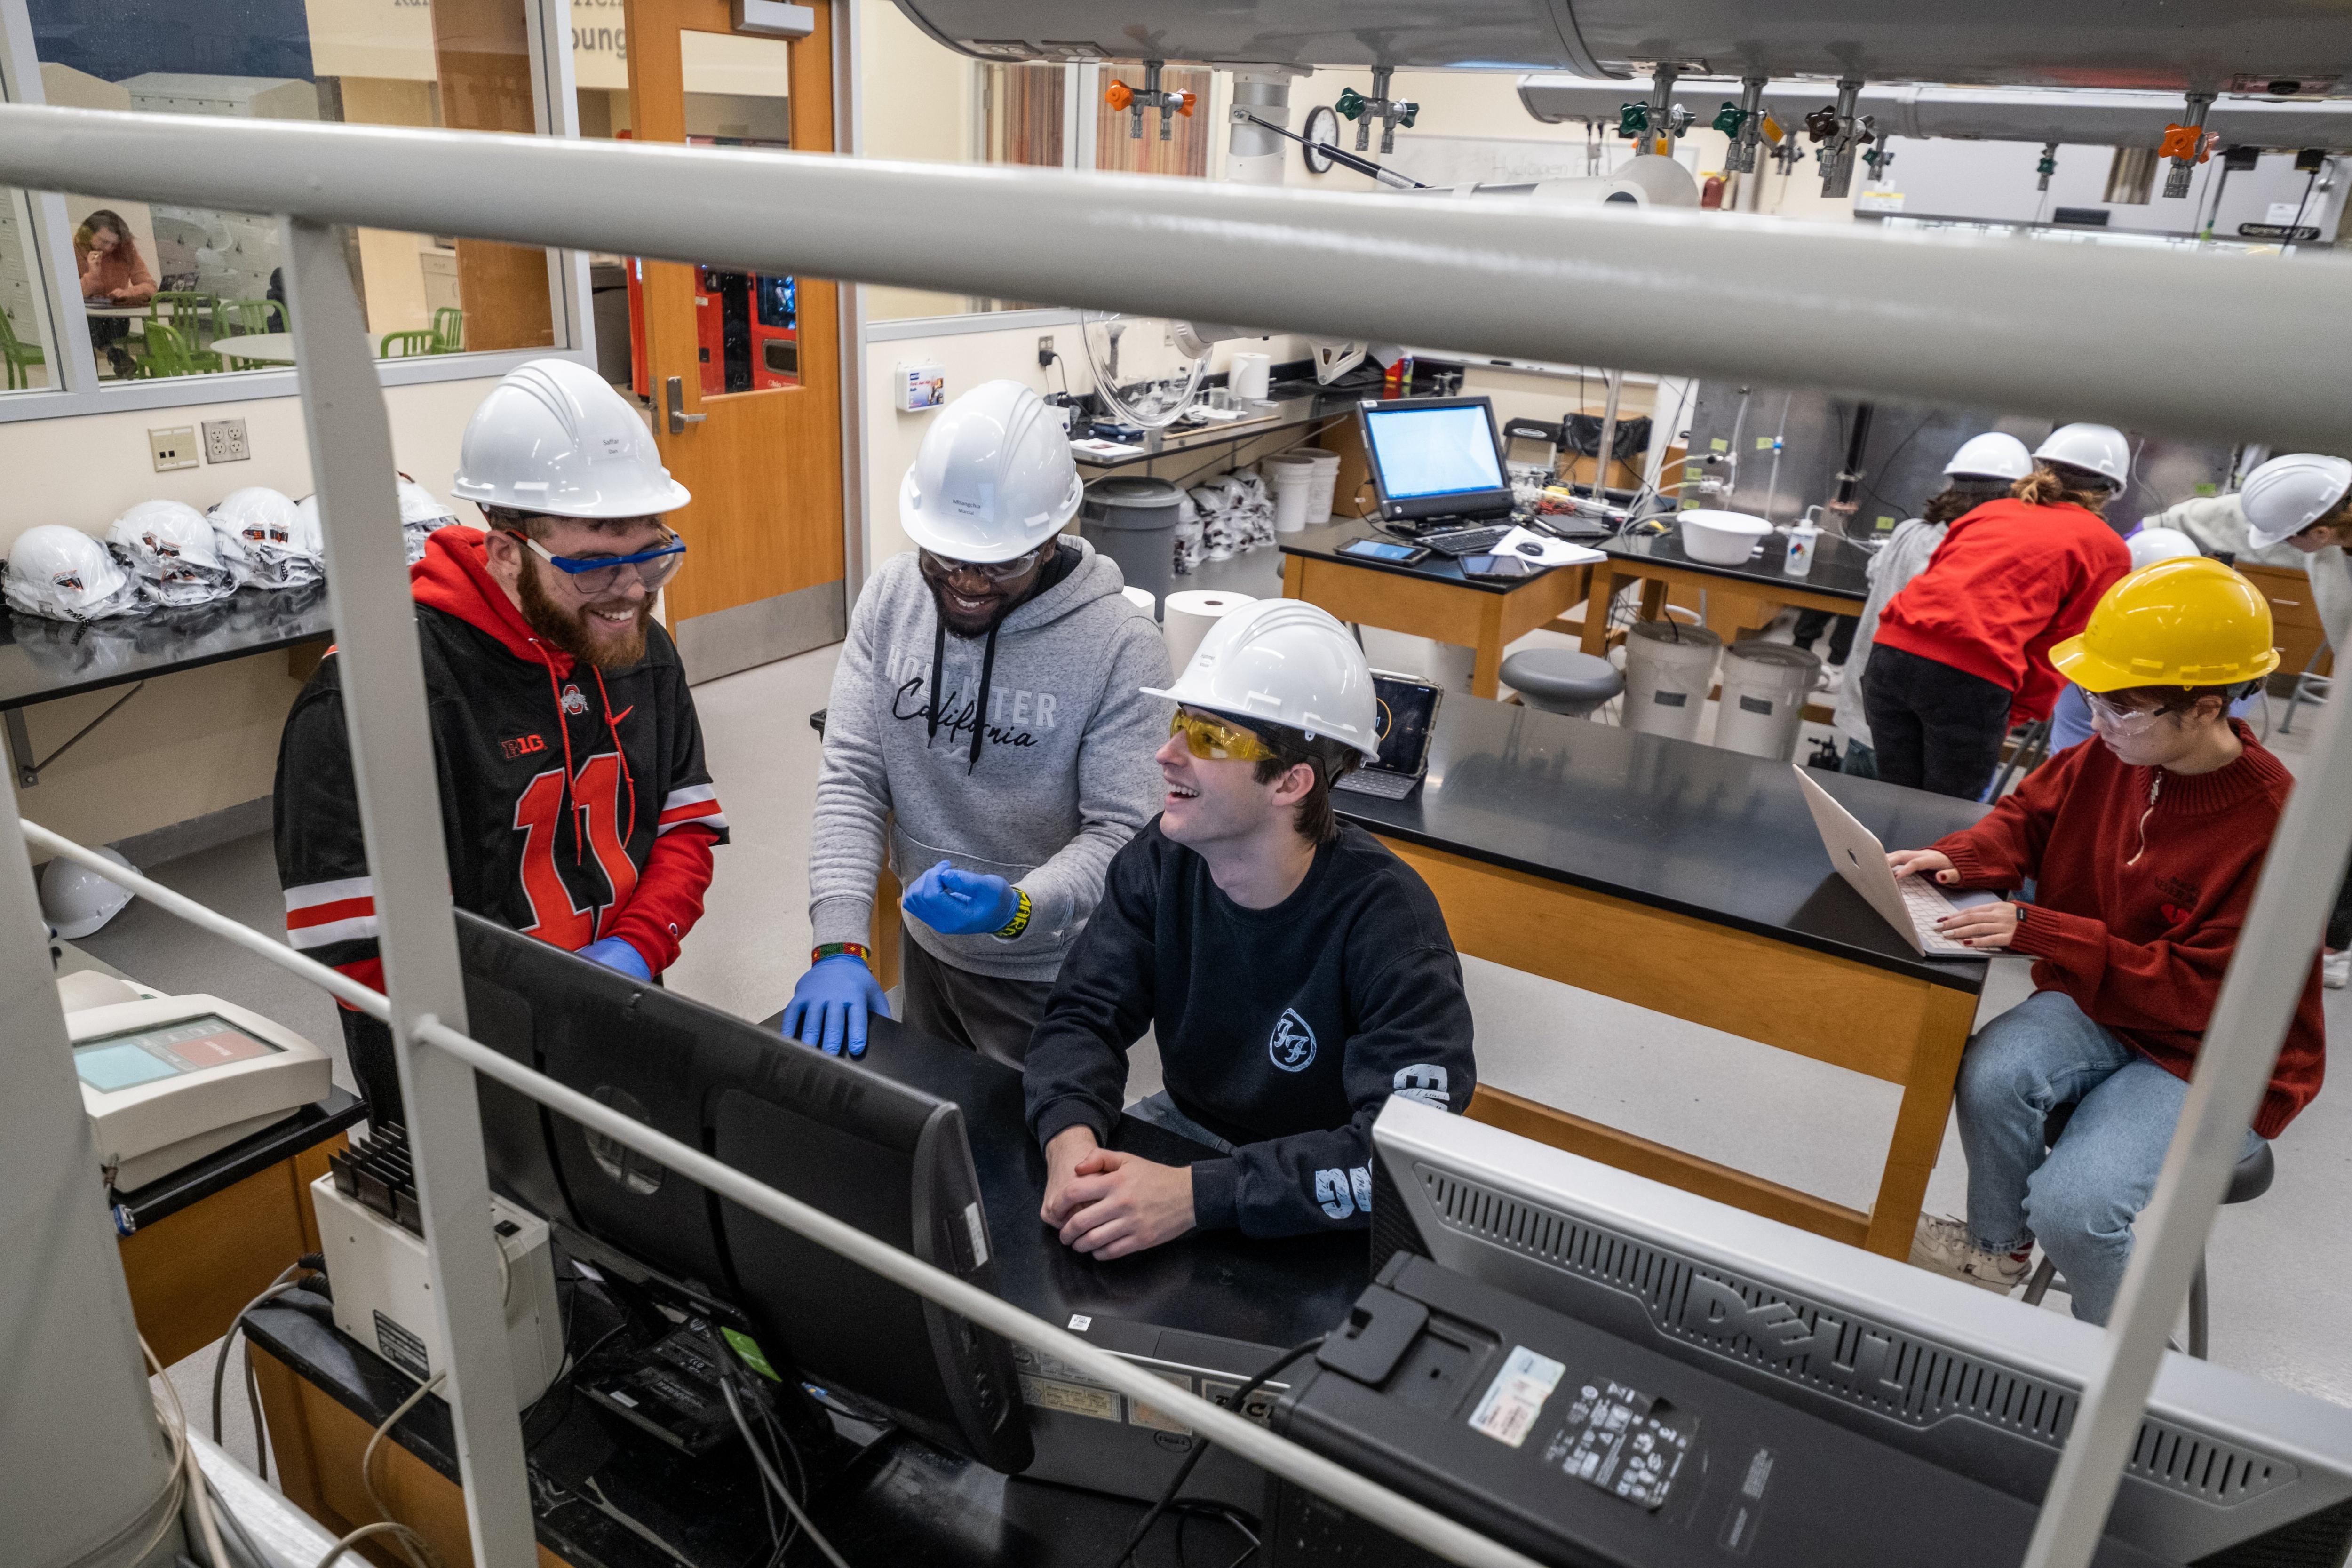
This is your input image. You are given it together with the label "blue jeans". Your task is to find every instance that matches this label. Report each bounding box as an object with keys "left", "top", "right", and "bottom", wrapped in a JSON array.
[
  {"left": 1125, "top": 1090, "right": 1236, "bottom": 1154},
  {"left": 1955, "top": 989, "right": 2262, "bottom": 1324}
]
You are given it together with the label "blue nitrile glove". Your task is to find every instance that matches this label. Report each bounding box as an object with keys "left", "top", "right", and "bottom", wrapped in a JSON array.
[
  {"left": 579, "top": 936, "right": 652, "bottom": 981},
  {"left": 901, "top": 859, "right": 1021, "bottom": 937},
  {"left": 780, "top": 954, "right": 890, "bottom": 1058}
]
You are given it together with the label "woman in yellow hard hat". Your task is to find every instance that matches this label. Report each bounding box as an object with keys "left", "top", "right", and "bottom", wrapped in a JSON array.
[{"left": 1886, "top": 557, "right": 2324, "bottom": 1324}]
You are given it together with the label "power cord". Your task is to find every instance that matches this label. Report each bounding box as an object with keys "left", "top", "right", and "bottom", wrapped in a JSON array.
[
  {"left": 1107, "top": 1335, "right": 1327, "bottom": 1568},
  {"left": 210, "top": 1255, "right": 324, "bottom": 1481},
  {"left": 721, "top": 1377, "right": 853, "bottom": 1568},
  {"left": 143, "top": 1333, "right": 230, "bottom": 1568}
]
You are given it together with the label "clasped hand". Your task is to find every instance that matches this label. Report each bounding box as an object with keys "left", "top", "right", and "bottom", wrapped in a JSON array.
[
  {"left": 902, "top": 859, "right": 1019, "bottom": 937},
  {"left": 1040, "top": 1127, "right": 1195, "bottom": 1260}
]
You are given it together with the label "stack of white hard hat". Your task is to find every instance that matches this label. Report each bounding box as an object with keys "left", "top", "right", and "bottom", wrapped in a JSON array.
[
  {"left": 1143, "top": 597, "right": 1383, "bottom": 760},
  {"left": 4, "top": 525, "right": 147, "bottom": 622},
  {"left": 2032, "top": 424, "right": 2132, "bottom": 490},
  {"left": 901, "top": 380, "right": 1082, "bottom": 563},
  {"left": 453, "top": 358, "right": 691, "bottom": 520},
  {"left": 1943, "top": 432, "right": 2034, "bottom": 483},
  {"left": 108, "top": 500, "right": 236, "bottom": 608},
  {"left": 397, "top": 476, "right": 463, "bottom": 564},
  {"left": 211, "top": 486, "right": 320, "bottom": 589},
  {"left": 40, "top": 847, "right": 137, "bottom": 939},
  {"left": 2241, "top": 453, "right": 2352, "bottom": 549}
]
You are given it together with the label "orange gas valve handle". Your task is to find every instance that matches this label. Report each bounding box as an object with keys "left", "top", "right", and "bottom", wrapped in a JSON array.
[
  {"left": 1179, "top": 90, "right": 1197, "bottom": 117},
  {"left": 2158, "top": 123, "right": 2212, "bottom": 163},
  {"left": 1105, "top": 79, "right": 1134, "bottom": 111}
]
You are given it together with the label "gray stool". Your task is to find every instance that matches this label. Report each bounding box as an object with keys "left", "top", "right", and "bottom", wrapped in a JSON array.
[
  {"left": 1501, "top": 648, "right": 1624, "bottom": 718},
  {"left": 2020, "top": 1101, "right": 2275, "bottom": 1358}
]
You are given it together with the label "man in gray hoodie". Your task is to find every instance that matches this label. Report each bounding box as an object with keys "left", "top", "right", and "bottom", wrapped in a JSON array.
[{"left": 783, "top": 380, "right": 1173, "bottom": 1063}]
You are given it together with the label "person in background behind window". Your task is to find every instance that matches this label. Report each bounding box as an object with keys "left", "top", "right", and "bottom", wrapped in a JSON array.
[{"left": 75, "top": 210, "right": 155, "bottom": 379}]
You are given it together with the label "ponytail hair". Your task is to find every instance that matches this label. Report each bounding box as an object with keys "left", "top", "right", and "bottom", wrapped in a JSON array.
[{"left": 2013, "top": 461, "right": 2115, "bottom": 514}]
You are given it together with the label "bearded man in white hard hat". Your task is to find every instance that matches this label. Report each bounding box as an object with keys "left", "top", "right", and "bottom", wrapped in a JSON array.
[
  {"left": 274, "top": 358, "right": 728, "bottom": 1122},
  {"left": 784, "top": 380, "right": 1173, "bottom": 1063},
  {"left": 1024, "top": 600, "right": 1477, "bottom": 1258}
]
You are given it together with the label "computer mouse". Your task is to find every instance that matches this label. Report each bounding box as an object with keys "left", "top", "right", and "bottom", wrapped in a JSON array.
[{"left": 1515, "top": 541, "right": 1545, "bottom": 556}]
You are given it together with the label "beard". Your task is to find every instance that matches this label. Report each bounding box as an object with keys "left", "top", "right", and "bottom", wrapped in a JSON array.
[{"left": 516, "top": 557, "right": 652, "bottom": 669}]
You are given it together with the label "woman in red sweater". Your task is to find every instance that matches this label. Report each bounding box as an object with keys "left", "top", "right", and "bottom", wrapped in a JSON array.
[
  {"left": 1864, "top": 423, "right": 2135, "bottom": 799},
  {"left": 1897, "top": 557, "right": 2322, "bottom": 1323}
]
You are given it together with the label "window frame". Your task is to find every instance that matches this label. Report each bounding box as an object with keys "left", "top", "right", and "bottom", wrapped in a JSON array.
[{"left": 0, "top": 0, "right": 597, "bottom": 425}]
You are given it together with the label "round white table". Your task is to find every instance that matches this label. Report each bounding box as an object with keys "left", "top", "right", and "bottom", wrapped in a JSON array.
[{"left": 208, "top": 332, "right": 296, "bottom": 365}]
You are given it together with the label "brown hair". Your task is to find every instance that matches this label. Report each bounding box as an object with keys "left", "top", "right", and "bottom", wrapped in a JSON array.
[
  {"left": 72, "top": 209, "right": 143, "bottom": 269},
  {"left": 2013, "top": 462, "right": 2115, "bottom": 513},
  {"left": 1249, "top": 723, "right": 1363, "bottom": 844},
  {"left": 1922, "top": 481, "right": 2008, "bottom": 527}
]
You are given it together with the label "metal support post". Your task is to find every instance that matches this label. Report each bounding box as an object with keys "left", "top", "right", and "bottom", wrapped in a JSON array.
[
  {"left": 278, "top": 215, "right": 537, "bottom": 1566},
  {"left": 2022, "top": 641, "right": 2352, "bottom": 1567}
]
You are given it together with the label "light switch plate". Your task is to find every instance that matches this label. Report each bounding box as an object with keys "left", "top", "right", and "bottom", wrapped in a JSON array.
[
  {"left": 202, "top": 418, "right": 250, "bottom": 464},
  {"left": 149, "top": 425, "right": 199, "bottom": 472}
]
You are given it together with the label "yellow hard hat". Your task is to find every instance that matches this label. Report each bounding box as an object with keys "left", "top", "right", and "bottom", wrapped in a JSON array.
[{"left": 2050, "top": 557, "right": 2280, "bottom": 692}]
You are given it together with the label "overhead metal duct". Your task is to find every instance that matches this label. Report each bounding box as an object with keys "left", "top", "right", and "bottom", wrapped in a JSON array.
[
  {"left": 1519, "top": 75, "right": 2352, "bottom": 151},
  {"left": 889, "top": 0, "right": 2352, "bottom": 90}
]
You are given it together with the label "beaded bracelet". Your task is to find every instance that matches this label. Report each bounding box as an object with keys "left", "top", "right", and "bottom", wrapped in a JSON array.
[
  {"left": 812, "top": 941, "right": 873, "bottom": 966},
  {"left": 992, "top": 888, "right": 1033, "bottom": 943}
]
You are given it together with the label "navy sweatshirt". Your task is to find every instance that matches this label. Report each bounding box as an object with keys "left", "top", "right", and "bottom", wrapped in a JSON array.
[{"left": 1024, "top": 819, "right": 1477, "bottom": 1238}]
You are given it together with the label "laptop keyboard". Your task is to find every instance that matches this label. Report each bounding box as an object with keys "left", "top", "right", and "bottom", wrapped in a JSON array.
[
  {"left": 1416, "top": 524, "right": 1515, "bottom": 557},
  {"left": 1899, "top": 876, "right": 1977, "bottom": 955},
  {"left": 1335, "top": 769, "right": 1421, "bottom": 799}
]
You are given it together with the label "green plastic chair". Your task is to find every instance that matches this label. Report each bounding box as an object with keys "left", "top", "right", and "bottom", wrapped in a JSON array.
[
  {"left": 131, "top": 319, "right": 204, "bottom": 379},
  {"left": 0, "top": 306, "right": 44, "bottom": 390},
  {"left": 217, "top": 297, "right": 287, "bottom": 371},
  {"left": 431, "top": 306, "right": 464, "bottom": 354},
  {"left": 379, "top": 329, "right": 438, "bottom": 359},
  {"left": 146, "top": 293, "right": 223, "bottom": 372}
]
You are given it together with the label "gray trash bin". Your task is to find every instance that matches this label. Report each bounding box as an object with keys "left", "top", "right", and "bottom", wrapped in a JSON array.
[{"left": 1079, "top": 476, "right": 1183, "bottom": 617}]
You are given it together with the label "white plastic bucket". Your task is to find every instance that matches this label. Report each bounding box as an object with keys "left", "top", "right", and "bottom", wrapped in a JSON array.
[
  {"left": 1302, "top": 449, "right": 1341, "bottom": 526},
  {"left": 1714, "top": 640, "right": 1822, "bottom": 761},
  {"left": 1262, "top": 453, "right": 1318, "bottom": 532},
  {"left": 1621, "top": 619, "right": 1722, "bottom": 743}
]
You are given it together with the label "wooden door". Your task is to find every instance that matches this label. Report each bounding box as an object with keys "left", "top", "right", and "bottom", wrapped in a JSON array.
[{"left": 625, "top": 0, "right": 847, "bottom": 682}]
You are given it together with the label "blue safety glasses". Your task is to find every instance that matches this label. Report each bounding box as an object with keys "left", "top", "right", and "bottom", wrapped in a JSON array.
[{"left": 514, "top": 530, "right": 688, "bottom": 595}]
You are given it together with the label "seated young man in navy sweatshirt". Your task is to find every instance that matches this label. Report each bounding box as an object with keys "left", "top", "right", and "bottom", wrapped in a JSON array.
[{"left": 1023, "top": 600, "right": 1477, "bottom": 1259}]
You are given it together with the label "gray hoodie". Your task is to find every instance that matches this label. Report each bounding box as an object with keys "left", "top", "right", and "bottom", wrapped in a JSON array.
[{"left": 809, "top": 539, "right": 1174, "bottom": 982}]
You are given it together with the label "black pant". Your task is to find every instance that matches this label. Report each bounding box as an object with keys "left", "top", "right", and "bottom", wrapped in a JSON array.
[
  {"left": 341, "top": 1009, "right": 404, "bottom": 1127},
  {"left": 898, "top": 920, "right": 1056, "bottom": 1069},
  {"left": 1861, "top": 644, "right": 2013, "bottom": 800},
  {"left": 1794, "top": 608, "right": 1859, "bottom": 665}
]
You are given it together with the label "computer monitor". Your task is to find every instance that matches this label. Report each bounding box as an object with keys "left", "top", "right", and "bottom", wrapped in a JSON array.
[
  {"left": 1359, "top": 395, "right": 1514, "bottom": 524},
  {"left": 1367, "top": 1098, "right": 2352, "bottom": 1567},
  {"left": 454, "top": 911, "right": 1033, "bottom": 1472}
]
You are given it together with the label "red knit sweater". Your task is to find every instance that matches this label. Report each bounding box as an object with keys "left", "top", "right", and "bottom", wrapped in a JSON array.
[
  {"left": 1931, "top": 723, "right": 2323, "bottom": 1138},
  {"left": 1874, "top": 497, "right": 2132, "bottom": 723}
]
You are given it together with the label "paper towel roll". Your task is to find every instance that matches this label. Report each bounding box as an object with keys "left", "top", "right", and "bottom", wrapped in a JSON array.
[
  {"left": 1120, "top": 583, "right": 1157, "bottom": 620},
  {"left": 1230, "top": 352, "right": 1271, "bottom": 402},
  {"left": 1163, "top": 590, "right": 1255, "bottom": 672}
]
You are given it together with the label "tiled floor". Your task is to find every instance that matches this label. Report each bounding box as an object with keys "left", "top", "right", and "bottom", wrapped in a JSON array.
[{"left": 103, "top": 598, "right": 2352, "bottom": 1479}]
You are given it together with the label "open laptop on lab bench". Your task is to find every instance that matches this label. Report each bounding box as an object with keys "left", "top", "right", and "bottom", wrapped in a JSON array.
[
  {"left": 1793, "top": 766, "right": 1998, "bottom": 958},
  {"left": 1334, "top": 672, "right": 1444, "bottom": 800}
]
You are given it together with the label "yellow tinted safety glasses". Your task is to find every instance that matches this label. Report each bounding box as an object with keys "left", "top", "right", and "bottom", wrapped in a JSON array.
[{"left": 1169, "top": 708, "right": 1278, "bottom": 763}]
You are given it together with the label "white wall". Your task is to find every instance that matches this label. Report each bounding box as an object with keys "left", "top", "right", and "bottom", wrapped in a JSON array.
[{"left": 0, "top": 376, "right": 502, "bottom": 849}]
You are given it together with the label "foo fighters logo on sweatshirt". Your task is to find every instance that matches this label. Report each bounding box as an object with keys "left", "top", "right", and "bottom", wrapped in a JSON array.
[{"left": 1269, "top": 1008, "right": 1318, "bottom": 1072}]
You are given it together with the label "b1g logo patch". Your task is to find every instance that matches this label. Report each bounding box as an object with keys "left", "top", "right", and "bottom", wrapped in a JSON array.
[{"left": 1269, "top": 1008, "right": 1317, "bottom": 1073}]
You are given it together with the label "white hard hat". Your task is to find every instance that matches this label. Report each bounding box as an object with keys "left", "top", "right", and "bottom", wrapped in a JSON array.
[
  {"left": 108, "top": 501, "right": 234, "bottom": 607},
  {"left": 899, "top": 380, "right": 1083, "bottom": 564},
  {"left": 2125, "top": 525, "right": 2201, "bottom": 571},
  {"left": 397, "top": 478, "right": 462, "bottom": 565},
  {"left": 211, "top": 487, "right": 319, "bottom": 589},
  {"left": 1143, "top": 598, "right": 1383, "bottom": 760},
  {"left": 2242, "top": 453, "right": 2352, "bottom": 549},
  {"left": 4, "top": 526, "right": 143, "bottom": 621},
  {"left": 451, "top": 358, "right": 691, "bottom": 520},
  {"left": 1943, "top": 432, "right": 2033, "bottom": 483},
  {"left": 39, "top": 847, "right": 137, "bottom": 940},
  {"left": 2032, "top": 423, "right": 2131, "bottom": 489}
]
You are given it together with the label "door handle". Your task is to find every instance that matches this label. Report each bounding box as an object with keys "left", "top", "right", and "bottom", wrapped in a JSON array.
[{"left": 666, "top": 375, "right": 707, "bottom": 434}]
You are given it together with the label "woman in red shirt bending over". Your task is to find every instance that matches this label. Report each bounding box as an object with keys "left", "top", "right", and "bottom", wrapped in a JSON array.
[
  {"left": 1865, "top": 423, "right": 2135, "bottom": 799},
  {"left": 1895, "top": 558, "right": 2324, "bottom": 1325}
]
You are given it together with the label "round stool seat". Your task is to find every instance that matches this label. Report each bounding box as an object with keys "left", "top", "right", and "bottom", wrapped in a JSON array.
[{"left": 1502, "top": 649, "right": 1625, "bottom": 717}]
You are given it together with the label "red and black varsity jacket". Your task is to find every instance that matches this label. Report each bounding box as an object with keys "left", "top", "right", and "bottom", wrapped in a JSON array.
[{"left": 272, "top": 530, "right": 727, "bottom": 1002}]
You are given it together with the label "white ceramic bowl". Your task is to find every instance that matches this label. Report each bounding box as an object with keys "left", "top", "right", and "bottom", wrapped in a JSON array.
[{"left": 1677, "top": 509, "right": 1774, "bottom": 566}]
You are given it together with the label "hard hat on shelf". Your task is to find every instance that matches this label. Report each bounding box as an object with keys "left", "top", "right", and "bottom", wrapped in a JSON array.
[
  {"left": 109, "top": 501, "right": 233, "bottom": 606},
  {"left": 40, "top": 847, "right": 138, "bottom": 940},
  {"left": 1143, "top": 598, "right": 1383, "bottom": 759},
  {"left": 4, "top": 525, "right": 142, "bottom": 621},
  {"left": 451, "top": 358, "right": 691, "bottom": 520},
  {"left": 2241, "top": 453, "right": 2352, "bottom": 549},
  {"left": 2050, "top": 557, "right": 2280, "bottom": 692},
  {"left": 900, "top": 380, "right": 1083, "bottom": 565}
]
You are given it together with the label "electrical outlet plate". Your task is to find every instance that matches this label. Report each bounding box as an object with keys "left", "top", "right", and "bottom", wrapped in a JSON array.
[
  {"left": 202, "top": 418, "right": 250, "bottom": 464},
  {"left": 149, "top": 426, "right": 198, "bottom": 472},
  {"left": 1038, "top": 334, "right": 1057, "bottom": 367}
]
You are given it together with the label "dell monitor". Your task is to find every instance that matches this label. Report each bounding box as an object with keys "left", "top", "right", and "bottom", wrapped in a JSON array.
[
  {"left": 1366, "top": 1097, "right": 2352, "bottom": 1566},
  {"left": 1359, "top": 395, "right": 1514, "bottom": 525},
  {"left": 455, "top": 910, "right": 1033, "bottom": 1472}
]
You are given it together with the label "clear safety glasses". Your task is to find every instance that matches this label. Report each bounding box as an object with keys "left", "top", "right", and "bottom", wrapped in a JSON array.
[
  {"left": 919, "top": 547, "right": 1044, "bottom": 584},
  {"left": 1169, "top": 708, "right": 1278, "bottom": 763},
  {"left": 2086, "top": 692, "right": 2164, "bottom": 737},
  {"left": 516, "top": 530, "right": 687, "bottom": 595}
]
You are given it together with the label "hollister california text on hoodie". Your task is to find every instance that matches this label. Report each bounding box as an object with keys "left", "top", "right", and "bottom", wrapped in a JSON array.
[{"left": 807, "top": 539, "right": 1172, "bottom": 983}]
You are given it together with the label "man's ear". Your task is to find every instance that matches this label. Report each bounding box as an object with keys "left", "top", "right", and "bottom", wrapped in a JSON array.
[{"left": 1268, "top": 759, "right": 1318, "bottom": 808}]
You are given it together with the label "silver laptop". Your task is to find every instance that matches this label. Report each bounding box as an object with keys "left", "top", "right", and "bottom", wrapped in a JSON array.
[{"left": 1792, "top": 766, "right": 1998, "bottom": 958}]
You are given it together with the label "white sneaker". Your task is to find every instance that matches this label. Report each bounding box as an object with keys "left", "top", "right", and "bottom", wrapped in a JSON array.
[
  {"left": 1817, "top": 664, "right": 1846, "bottom": 697},
  {"left": 2325, "top": 949, "right": 2349, "bottom": 990},
  {"left": 1909, "top": 1214, "right": 2032, "bottom": 1295}
]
